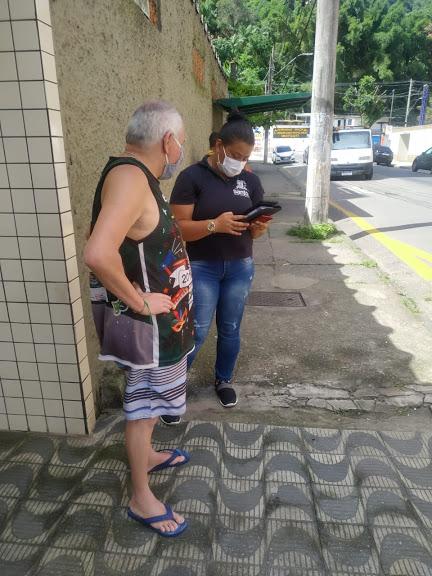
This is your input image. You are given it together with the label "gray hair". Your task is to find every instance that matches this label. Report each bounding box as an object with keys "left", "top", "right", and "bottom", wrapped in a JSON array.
[{"left": 126, "top": 100, "right": 183, "bottom": 147}]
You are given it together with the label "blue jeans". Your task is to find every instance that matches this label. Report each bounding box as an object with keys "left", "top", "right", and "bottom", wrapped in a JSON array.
[{"left": 188, "top": 257, "right": 254, "bottom": 381}]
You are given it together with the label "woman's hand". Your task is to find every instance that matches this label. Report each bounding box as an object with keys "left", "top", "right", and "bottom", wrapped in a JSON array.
[
  {"left": 215, "top": 212, "right": 250, "bottom": 236},
  {"left": 249, "top": 219, "right": 269, "bottom": 239},
  {"left": 133, "top": 282, "right": 174, "bottom": 315}
]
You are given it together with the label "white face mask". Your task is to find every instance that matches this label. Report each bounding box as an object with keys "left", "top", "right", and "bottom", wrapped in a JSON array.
[
  {"left": 218, "top": 147, "right": 247, "bottom": 177},
  {"left": 160, "top": 135, "right": 184, "bottom": 180}
]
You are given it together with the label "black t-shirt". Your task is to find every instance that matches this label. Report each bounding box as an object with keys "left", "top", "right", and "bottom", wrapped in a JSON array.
[{"left": 170, "top": 157, "right": 265, "bottom": 261}]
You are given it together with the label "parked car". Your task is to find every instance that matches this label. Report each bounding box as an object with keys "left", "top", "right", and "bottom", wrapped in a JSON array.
[
  {"left": 412, "top": 147, "right": 432, "bottom": 173},
  {"left": 272, "top": 145, "right": 295, "bottom": 164},
  {"left": 303, "top": 146, "right": 309, "bottom": 164},
  {"left": 373, "top": 145, "right": 393, "bottom": 166}
]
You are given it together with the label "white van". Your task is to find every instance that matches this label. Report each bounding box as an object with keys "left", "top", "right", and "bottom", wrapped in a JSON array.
[{"left": 330, "top": 128, "right": 373, "bottom": 180}]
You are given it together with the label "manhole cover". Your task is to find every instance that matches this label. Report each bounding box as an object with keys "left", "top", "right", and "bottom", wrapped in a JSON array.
[{"left": 247, "top": 291, "right": 306, "bottom": 307}]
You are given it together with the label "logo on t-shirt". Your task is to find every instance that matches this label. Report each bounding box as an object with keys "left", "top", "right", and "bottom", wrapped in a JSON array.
[{"left": 233, "top": 180, "right": 250, "bottom": 198}]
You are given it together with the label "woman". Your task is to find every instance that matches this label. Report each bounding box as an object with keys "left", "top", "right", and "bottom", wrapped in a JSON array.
[{"left": 160, "top": 111, "right": 269, "bottom": 425}]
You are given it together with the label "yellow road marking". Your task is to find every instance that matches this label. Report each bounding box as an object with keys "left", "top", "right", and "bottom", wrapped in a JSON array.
[{"left": 330, "top": 199, "right": 432, "bottom": 281}]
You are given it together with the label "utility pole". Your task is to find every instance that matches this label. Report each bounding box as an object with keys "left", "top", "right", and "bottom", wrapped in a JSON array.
[
  {"left": 305, "top": 0, "right": 340, "bottom": 224},
  {"left": 404, "top": 78, "right": 413, "bottom": 126},
  {"left": 263, "top": 46, "right": 274, "bottom": 165},
  {"left": 389, "top": 89, "right": 395, "bottom": 125}
]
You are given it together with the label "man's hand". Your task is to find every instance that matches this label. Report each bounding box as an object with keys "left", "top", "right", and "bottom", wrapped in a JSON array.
[
  {"left": 249, "top": 219, "right": 269, "bottom": 239},
  {"left": 215, "top": 212, "right": 250, "bottom": 236},
  {"left": 133, "top": 282, "right": 174, "bottom": 315}
]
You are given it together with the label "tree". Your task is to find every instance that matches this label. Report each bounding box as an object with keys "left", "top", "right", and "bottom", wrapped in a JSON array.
[{"left": 343, "top": 75, "right": 385, "bottom": 127}]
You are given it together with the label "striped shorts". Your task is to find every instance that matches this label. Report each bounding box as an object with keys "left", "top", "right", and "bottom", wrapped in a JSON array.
[{"left": 122, "top": 355, "right": 187, "bottom": 421}]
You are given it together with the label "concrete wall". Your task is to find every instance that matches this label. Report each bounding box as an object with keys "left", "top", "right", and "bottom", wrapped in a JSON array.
[
  {"left": 385, "top": 124, "right": 432, "bottom": 163},
  {"left": 0, "top": 0, "right": 227, "bottom": 432}
]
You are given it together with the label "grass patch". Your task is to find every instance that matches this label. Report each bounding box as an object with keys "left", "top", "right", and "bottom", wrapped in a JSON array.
[
  {"left": 287, "top": 223, "right": 338, "bottom": 240},
  {"left": 401, "top": 295, "right": 420, "bottom": 314},
  {"left": 425, "top": 296, "right": 432, "bottom": 303},
  {"left": 360, "top": 259, "right": 378, "bottom": 268}
]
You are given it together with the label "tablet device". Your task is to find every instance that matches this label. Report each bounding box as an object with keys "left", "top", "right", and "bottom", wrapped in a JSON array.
[{"left": 243, "top": 202, "right": 281, "bottom": 223}]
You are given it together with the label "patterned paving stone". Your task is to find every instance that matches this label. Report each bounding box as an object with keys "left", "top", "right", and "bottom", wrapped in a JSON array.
[
  {"left": 0, "top": 542, "right": 44, "bottom": 576},
  {"left": 372, "top": 526, "right": 432, "bottom": 575}
]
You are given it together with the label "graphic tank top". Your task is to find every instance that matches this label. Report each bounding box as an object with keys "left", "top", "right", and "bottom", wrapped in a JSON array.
[{"left": 90, "top": 156, "right": 194, "bottom": 368}]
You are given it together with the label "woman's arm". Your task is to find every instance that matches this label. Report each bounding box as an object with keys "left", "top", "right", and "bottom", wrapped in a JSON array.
[{"left": 171, "top": 204, "right": 249, "bottom": 241}]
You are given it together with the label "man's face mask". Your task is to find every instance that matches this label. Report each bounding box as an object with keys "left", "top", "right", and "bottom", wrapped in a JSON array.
[
  {"left": 160, "top": 135, "right": 184, "bottom": 180},
  {"left": 218, "top": 147, "right": 247, "bottom": 178}
]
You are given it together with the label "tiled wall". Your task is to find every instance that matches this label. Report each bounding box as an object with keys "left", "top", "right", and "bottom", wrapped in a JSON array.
[{"left": 0, "top": 0, "right": 94, "bottom": 434}]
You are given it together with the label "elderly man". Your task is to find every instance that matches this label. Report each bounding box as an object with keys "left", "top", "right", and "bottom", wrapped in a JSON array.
[{"left": 84, "top": 101, "right": 194, "bottom": 537}]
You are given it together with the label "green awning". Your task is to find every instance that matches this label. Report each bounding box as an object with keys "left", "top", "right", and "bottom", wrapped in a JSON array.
[{"left": 215, "top": 92, "right": 311, "bottom": 115}]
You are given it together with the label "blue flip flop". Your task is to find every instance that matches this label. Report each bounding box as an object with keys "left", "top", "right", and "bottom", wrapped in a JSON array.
[
  {"left": 127, "top": 504, "right": 188, "bottom": 537},
  {"left": 149, "top": 448, "right": 190, "bottom": 473}
]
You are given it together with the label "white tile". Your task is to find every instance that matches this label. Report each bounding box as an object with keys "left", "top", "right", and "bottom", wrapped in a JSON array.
[
  {"left": 0, "top": 213, "right": 16, "bottom": 235},
  {"left": 28, "top": 302, "right": 50, "bottom": 324},
  {"left": 41, "top": 382, "right": 61, "bottom": 400},
  {"left": 0, "top": 0, "right": 9, "bottom": 20},
  {"left": 0, "top": 190, "right": 13, "bottom": 212},
  {"left": 0, "top": 341, "right": 15, "bottom": 361},
  {"left": 74, "top": 318, "right": 85, "bottom": 344},
  {"left": 31, "top": 164, "right": 55, "bottom": 187},
  {"left": 43, "top": 398, "right": 63, "bottom": 416},
  {"left": 60, "top": 381, "right": 81, "bottom": 401},
  {"left": 11, "top": 323, "right": 32, "bottom": 342},
  {"left": 15, "top": 213, "right": 38, "bottom": 236},
  {"left": 68, "top": 277, "right": 80, "bottom": 303},
  {"left": 63, "top": 400, "right": 83, "bottom": 418},
  {"left": 8, "top": 414, "right": 27, "bottom": 430},
  {"left": 63, "top": 234, "right": 76, "bottom": 260},
  {"left": 44, "top": 81, "right": 59, "bottom": 110},
  {"left": 38, "top": 21, "right": 53, "bottom": 54},
  {"left": 79, "top": 355, "right": 90, "bottom": 380},
  {"left": 55, "top": 344, "right": 76, "bottom": 364},
  {"left": 34, "top": 189, "right": 58, "bottom": 213},
  {"left": 5, "top": 397, "right": 25, "bottom": 414},
  {"left": 58, "top": 363, "right": 79, "bottom": 382},
  {"left": 9, "top": 0, "right": 36, "bottom": 20},
  {"left": 48, "top": 109, "right": 63, "bottom": 137},
  {"left": 23, "top": 110, "right": 49, "bottom": 136},
  {"left": 0, "top": 237, "right": 19, "bottom": 258},
  {"left": 0, "top": 52, "right": 17, "bottom": 81},
  {"left": 37, "top": 362, "right": 57, "bottom": 380},
  {"left": 0, "top": 322, "right": 12, "bottom": 341},
  {"left": 0, "top": 111, "right": 25, "bottom": 136},
  {"left": 0, "top": 144, "right": 4, "bottom": 163},
  {"left": 0, "top": 165, "right": 9, "bottom": 187},
  {"left": 84, "top": 391, "right": 94, "bottom": 418},
  {"left": 57, "top": 188, "right": 71, "bottom": 213},
  {"left": 35, "top": 0, "right": 51, "bottom": 25},
  {"left": 32, "top": 323, "right": 53, "bottom": 343},
  {"left": 47, "top": 282, "right": 69, "bottom": 304},
  {"left": 46, "top": 416, "right": 65, "bottom": 434},
  {"left": 8, "top": 302, "right": 29, "bottom": 322},
  {"left": 41, "top": 237, "right": 63, "bottom": 259},
  {"left": 16, "top": 52, "right": 43, "bottom": 81},
  {"left": 22, "top": 259, "right": 44, "bottom": 281},
  {"left": 3, "top": 137, "right": 28, "bottom": 163},
  {"left": 25, "top": 281, "right": 48, "bottom": 303},
  {"left": 0, "top": 22, "right": 13, "bottom": 51},
  {"left": 60, "top": 211, "right": 73, "bottom": 237},
  {"left": 15, "top": 342, "right": 35, "bottom": 362},
  {"left": 0, "top": 302, "right": 8, "bottom": 321},
  {"left": 0, "top": 413, "right": 9, "bottom": 429},
  {"left": 21, "top": 380, "right": 42, "bottom": 398},
  {"left": 41, "top": 51, "right": 56, "bottom": 82},
  {"left": 7, "top": 164, "right": 32, "bottom": 187},
  {"left": 4, "top": 281, "right": 26, "bottom": 302},
  {"left": 76, "top": 337, "right": 87, "bottom": 362},
  {"left": 1, "top": 260, "right": 23, "bottom": 281},
  {"left": 24, "top": 397, "right": 44, "bottom": 415},
  {"left": 54, "top": 163, "right": 68, "bottom": 188},
  {"left": 27, "top": 414, "right": 47, "bottom": 432},
  {"left": 38, "top": 213, "right": 60, "bottom": 236},
  {"left": 17, "top": 360, "right": 37, "bottom": 379},
  {"left": 66, "top": 418, "right": 86, "bottom": 435},
  {"left": 2, "top": 379, "right": 21, "bottom": 396},
  {"left": 0, "top": 360, "right": 19, "bottom": 378},
  {"left": 82, "top": 375, "right": 92, "bottom": 399},
  {"left": 0, "top": 398, "right": 5, "bottom": 413},
  {"left": 35, "top": 342, "right": 55, "bottom": 362},
  {"left": 0, "top": 282, "right": 4, "bottom": 300},
  {"left": 53, "top": 324, "right": 74, "bottom": 344},
  {"left": 18, "top": 237, "right": 42, "bottom": 259},
  {"left": 51, "top": 137, "right": 65, "bottom": 163},
  {"left": 43, "top": 260, "right": 66, "bottom": 282},
  {"left": 12, "top": 21, "right": 39, "bottom": 51},
  {"left": 0, "top": 82, "right": 21, "bottom": 108},
  {"left": 66, "top": 256, "right": 78, "bottom": 281},
  {"left": 11, "top": 189, "right": 35, "bottom": 212},
  {"left": 49, "top": 303, "right": 72, "bottom": 324},
  {"left": 71, "top": 298, "right": 83, "bottom": 323},
  {"left": 27, "top": 137, "right": 53, "bottom": 163},
  {"left": 20, "top": 81, "right": 46, "bottom": 108}
]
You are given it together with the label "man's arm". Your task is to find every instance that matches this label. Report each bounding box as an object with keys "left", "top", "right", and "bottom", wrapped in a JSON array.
[{"left": 84, "top": 165, "right": 172, "bottom": 315}]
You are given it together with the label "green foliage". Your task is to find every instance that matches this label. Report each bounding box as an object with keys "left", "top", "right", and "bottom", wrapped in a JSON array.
[
  {"left": 343, "top": 75, "right": 385, "bottom": 126},
  {"left": 287, "top": 223, "right": 338, "bottom": 240}
]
